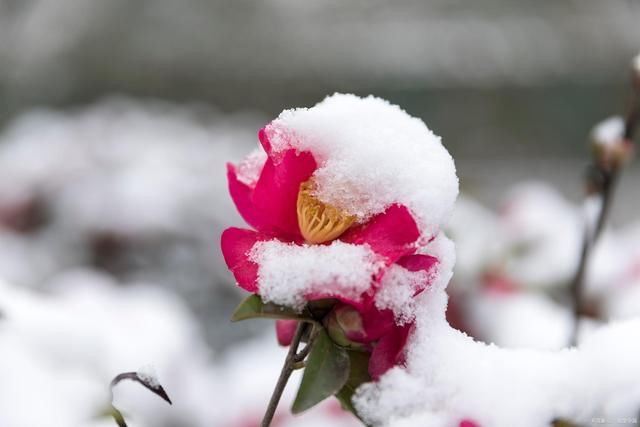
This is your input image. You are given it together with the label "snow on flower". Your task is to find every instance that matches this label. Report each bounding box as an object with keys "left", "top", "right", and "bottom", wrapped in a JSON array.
[
  {"left": 351, "top": 186, "right": 640, "bottom": 427},
  {"left": 221, "top": 93, "right": 459, "bottom": 378},
  {"left": 354, "top": 294, "right": 640, "bottom": 427},
  {"left": 249, "top": 239, "right": 384, "bottom": 310}
]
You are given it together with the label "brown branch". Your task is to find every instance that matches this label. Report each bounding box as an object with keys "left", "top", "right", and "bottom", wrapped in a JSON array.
[
  {"left": 261, "top": 321, "right": 316, "bottom": 427},
  {"left": 568, "top": 61, "right": 639, "bottom": 346}
]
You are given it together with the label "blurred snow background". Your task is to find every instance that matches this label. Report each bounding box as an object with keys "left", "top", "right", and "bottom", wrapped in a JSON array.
[{"left": 1, "top": 1, "right": 640, "bottom": 426}]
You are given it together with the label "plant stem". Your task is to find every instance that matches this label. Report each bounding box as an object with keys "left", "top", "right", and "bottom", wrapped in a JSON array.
[
  {"left": 568, "top": 65, "right": 639, "bottom": 346},
  {"left": 568, "top": 172, "right": 616, "bottom": 346},
  {"left": 261, "top": 322, "right": 312, "bottom": 427}
]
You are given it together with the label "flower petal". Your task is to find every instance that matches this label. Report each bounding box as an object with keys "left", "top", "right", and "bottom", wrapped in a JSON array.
[
  {"left": 275, "top": 320, "right": 298, "bottom": 346},
  {"left": 396, "top": 253, "right": 439, "bottom": 295},
  {"left": 304, "top": 290, "right": 372, "bottom": 313},
  {"left": 396, "top": 253, "right": 438, "bottom": 272},
  {"left": 341, "top": 204, "right": 420, "bottom": 265},
  {"left": 220, "top": 227, "right": 268, "bottom": 293},
  {"left": 252, "top": 148, "right": 317, "bottom": 239},
  {"left": 368, "top": 323, "right": 413, "bottom": 380},
  {"left": 258, "top": 127, "right": 272, "bottom": 155},
  {"left": 227, "top": 163, "right": 275, "bottom": 234}
]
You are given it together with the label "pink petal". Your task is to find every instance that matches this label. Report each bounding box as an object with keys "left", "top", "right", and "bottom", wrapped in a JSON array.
[
  {"left": 396, "top": 253, "right": 439, "bottom": 295},
  {"left": 341, "top": 204, "right": 420, "bottom": 265},
  {"left": 252, "top": 148, "right": 317, "bottom": 240},
  {"left": 368, "top": 323, "right": 413, "bottom": 380},
  {"left": 482, "top": 271, "right": 517, "bottom": 295},
  {"left": 258, "top": 127, "right": 272, "bottom": 155},
  {"left": 396, "top": 254, "right": 438, "bottom": 273},
  {"left": 220, "top": 227, "right": 268, "bottom": 293},
  {"left": 275, "top": 320, "right": 298, "bottom": 346},
  {"left": 459, "top": 420, "right": 481, "bottom": 427},
  {"left": 227, "top": 163, "right": 276, "bottom": 234},
  {"left": 304, "top": 290, "right": 373, "bottom": 313}
]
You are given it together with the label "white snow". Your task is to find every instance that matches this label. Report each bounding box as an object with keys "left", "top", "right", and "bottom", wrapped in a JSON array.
[
  {"left": 354, "top": 283, "right": 640, "bottom": 427},
  {"left": 352, "top": 183, "right": 640, "bottom": 427},
  {"left": 235, "top": 147, "right": 268, "bottom": 186},
  {"left": 591, "top": 116, "right": 624, "bottom": 146},
  {"left": 375, "top": 232, "right": 456, "bottom": 324},
  {"left": 375, "top": 265, "right": 433, "bottom": 325},
  {"left": 465, "top": 292, "right": 572, "bottom": 350},
  {"left": 446, "top": 196, "right": 502, "bottom": 286},
  {"left": 264, "top": 93, "right": 459, "bottom": 238},
  {"left": 0, "top": 273, "right": 362, "bottom": 427},
  {"left": 498, "top": 182, "right": 583, "bottom": 289},
  {"left": 250, "top": 239, "right": 385, "bottom": 310},
  {"left": 136, "top": 365, "right": 161, "bottom": 389}
]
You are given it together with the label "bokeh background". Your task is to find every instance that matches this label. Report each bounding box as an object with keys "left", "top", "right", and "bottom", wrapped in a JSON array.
[{"left": 1, "top": 1, "right": 640, "bottom": 426}]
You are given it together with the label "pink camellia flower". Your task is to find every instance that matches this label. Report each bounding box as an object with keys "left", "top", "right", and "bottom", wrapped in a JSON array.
[{"left": 220, "top": 94, "right": 456, "bottom": 379}]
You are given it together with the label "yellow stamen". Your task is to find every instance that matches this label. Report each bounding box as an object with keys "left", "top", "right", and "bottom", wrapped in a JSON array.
[{"left": 297, "top": 179, "right": 355, "bottom": 244}]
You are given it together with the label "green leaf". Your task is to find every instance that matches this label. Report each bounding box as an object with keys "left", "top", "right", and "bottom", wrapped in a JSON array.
[
  {"left": 230, "top": 295, "right": 308, "bottom": 322},
  {"left": 335, "top": 350, "right": 371, "bottom": 417},
  {"left": 291, "top": 329, "right": 350, "bottom": 413}
]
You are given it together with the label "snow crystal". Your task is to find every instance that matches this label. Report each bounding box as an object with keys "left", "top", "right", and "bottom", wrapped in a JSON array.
[
  {"left": 250, "top": 239, "right": 384, "bottom": 310},
  {"left": 264, "top": 93, "right": 459, "bottom": 238},
  {"left": 591, "top": 116, "right": 624, "bottom": 146}
]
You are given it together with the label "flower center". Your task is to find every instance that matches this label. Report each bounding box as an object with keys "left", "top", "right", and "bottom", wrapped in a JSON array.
[{"left": 297, "top": 179, "right": 355, "bottom": 244}]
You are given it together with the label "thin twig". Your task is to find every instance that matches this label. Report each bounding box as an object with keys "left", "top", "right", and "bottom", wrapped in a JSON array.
[
  {"left": 293, "top": 326, "right": 319, "bottom": 363},
  {"left": 261, "top": 321, "right": 316, "bottom": 427},
  {"left": 108, "top": 371, "right": 172, "bottom": 427},
  {"left": 568, "top": 64, "right": 639, "bottom": 346}
]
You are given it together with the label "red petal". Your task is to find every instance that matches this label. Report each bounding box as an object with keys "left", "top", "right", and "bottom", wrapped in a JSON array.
[
  {"left": 368, "top": 323, "right": 413, "bottom": 380},
  {"left": 341, "top": 204, "right": 420, "bottom": 265},
  {"left": 361, "top": 308, "right": 396, "bottom": 342},
  {"left": 220, "top": 227, "right": 268, "bottom": 293},
  {"left": 258, "top": 127, "right": 272, "bottom": 155},
  {"left": 396, "top": 253, "right": 439, "bottom": 295},
  {"left": 304, "top": 290, "right": 373, "bottom": 313},
  {"left": 275, "top": 320, "right": 298, "bottom": 346},
  {"left": 396, "top": 254, "right": 438, "bottom": 272},
  {"left": 227, "top": 163, "right": 276, "bottom": 234},
  {"left": 252, "top": 148, "right": 317, "bottom": 239}
]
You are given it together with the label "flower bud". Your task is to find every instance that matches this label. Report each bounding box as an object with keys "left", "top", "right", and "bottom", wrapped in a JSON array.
[
  {"left": 275, "top": 319, "right": 298, "bottom": 346},
  {"left": 324, "top": 304, "right": 367, "bottom": 350}
]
